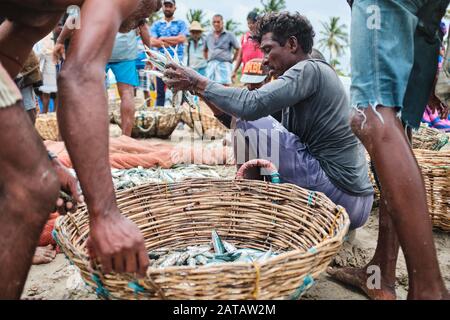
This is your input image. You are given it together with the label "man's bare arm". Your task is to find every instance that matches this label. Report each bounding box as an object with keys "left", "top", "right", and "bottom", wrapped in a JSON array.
[
  {"left": 138, "top": 24, "right": 151, "bottom": 48},
  {"left": 159, "top": 34, "right": 187, "bottom": 46},
  {"left": 57, "top": 0, "right": 149, "bottom": 276}
]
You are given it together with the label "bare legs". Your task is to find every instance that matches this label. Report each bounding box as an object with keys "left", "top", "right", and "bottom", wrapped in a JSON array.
[
  {"left": 0, "top": 104, "right": 59, "bottom": 299},
  {"left": 116, "top": 82, "right": 135, "bottom": 136},
  {"left": 329, "top": 106, "right": 448, "bottom": 300}
]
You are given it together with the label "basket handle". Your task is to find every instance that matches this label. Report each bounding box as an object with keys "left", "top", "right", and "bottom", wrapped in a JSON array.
[{"left": 235, "top": 159, "right": 281, "bottom": 184}]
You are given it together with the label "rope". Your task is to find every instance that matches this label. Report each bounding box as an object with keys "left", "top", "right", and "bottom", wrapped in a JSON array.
[
  {"left": 91, "top": 274, "right": 110, "bottom": 299},
  {"left": 307, "top": 191, "right": 316, "bottom": 207},
  {"left": 288, "top": 275, "right": 314, "bottom": 300},
  {"left": 252, "top": 262, "right": 261, "bottom": 300}
]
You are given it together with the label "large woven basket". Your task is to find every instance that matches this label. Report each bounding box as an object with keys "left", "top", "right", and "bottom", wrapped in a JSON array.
[
  {"left": 113, "top": 107, "right": 181, "bottom": 139},
  {"left": 368, "top": 149, "right": 450, "bottom": 232},
  {"left": 414, "top": 149, "right": 450, "bottom": 232},
  {"left": 35, "top": 113, "right": 60, "bottom": 141},
  {"left": 367, "top": 125, "right": 449, "bottom": 201},
  {"left": 412, "top": 125, "right": 449, "bottom": 151},
  {"left": 181, "top": 104, "right": 227, "bottom": 138},
  {"left": 54, "top": 160, "right": 350, "bottom": 300}
]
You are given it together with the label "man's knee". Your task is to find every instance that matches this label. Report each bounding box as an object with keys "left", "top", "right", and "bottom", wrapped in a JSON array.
[{"left": 350, "top": 107, "right": 397, "bottom": 144}]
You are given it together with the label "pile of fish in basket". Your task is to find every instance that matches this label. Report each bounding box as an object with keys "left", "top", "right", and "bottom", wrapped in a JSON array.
[{"left": 149, "top": 230, "right": 277, "bottom": 269}]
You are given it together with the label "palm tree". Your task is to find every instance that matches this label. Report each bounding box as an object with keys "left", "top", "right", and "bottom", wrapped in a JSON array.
[
  {"left": 186, "top": 9, "right": 210, "bottom": 29},
  {"left": 254, "top": 0, "right": 287, "bottom": 14},
  {"left": 225, "top": 19, "right": 242, "bottom": 35},
  {"left": 318, "top": 17, "right": 349, "bottom": 68}
]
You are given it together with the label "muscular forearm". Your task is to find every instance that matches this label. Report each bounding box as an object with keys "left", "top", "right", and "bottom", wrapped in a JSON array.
[
  {"left": 232, "top": 48, "right": 240, "bottom": 63},
  {"left": 197, "top": 77, "right": 293, "bottom": 121},
  {"left": 160, "top": 35, "right": 186, "bottom": 46},
  {"left": 56, "top": 21, "right": 75, "bottom": 45},
  {"left": 139, "top": 25, "right": 151, "bottom": 48},
  {"left": 58, "top": 68, "right": 117, "bottom": 218}
]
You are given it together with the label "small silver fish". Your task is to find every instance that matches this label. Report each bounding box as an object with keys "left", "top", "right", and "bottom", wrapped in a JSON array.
[
  {"left": 176, "top": 252, "right": 191, "bottom": 266},
  {"left": 159, "top": 252, "right": 183, "bottom": 268},
  {"left": 187, "top": 257, "right": 197, "bottom": 267},
  {"left": 257, "top": 249, "right": 273, "bottom": 263},
  {"left": 223, "top": 241, "right": 237, "bottom": 253},
  {"left": 211, "top": 230, "right": 226, "bottom": 255},
  {"left": 195, "top": 255, "right": 208, "bottom": 265}
]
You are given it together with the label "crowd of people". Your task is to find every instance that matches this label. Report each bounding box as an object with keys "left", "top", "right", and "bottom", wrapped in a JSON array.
[{"left": 0, "top": 0, "right": 449, "bottom": 301}]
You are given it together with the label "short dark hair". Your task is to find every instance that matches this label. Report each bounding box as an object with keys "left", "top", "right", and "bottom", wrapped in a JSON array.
[
  {"left": 213, "top": 14, "right": 223, "bottom": 21},
  {"left": 255, "top": 12, "right": 315, "bottom": 54},
  {"left": 247, "top": 11, "right": 259, "bottom": 23}
]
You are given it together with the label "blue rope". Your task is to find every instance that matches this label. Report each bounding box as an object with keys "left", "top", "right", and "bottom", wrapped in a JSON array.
[
  {"left": 307, "top": 247, "right": 317, "bottom": 254},
  {"left": 307, "top": 191, "right": 316, "bottom": 207},
  {"left": 51, "top": 229, "right": 62, "bottom": 248},
  {"left": 289, "top": 275, "right": 315, "bottom": 300},
  {"left": 270, "top": 173, "right": 281, "bottom": 184},
  {"left": 91, "top": 274, "right": 110, "bottom": 299},
  {"left": 128, "top": 281, "right": 145, "bottom": 295}
]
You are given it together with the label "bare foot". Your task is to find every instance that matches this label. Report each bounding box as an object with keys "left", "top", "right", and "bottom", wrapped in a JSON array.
[
  {"left": 32, "top": 245, "right": 56, "bottom": 265},
  {"left": 327, "top": 266, "right": 396, "bottom": 300}
]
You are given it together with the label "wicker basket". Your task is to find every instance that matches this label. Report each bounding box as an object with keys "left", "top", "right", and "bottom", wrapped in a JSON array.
[
  {"left": 413, "top": 125, "right": 449, "bottom": 151},
  {"left": 414, "top": 149, "right": 450, "bottom": 232},
  {"left": 54, "top": 160, "right": 350, "bottom": 300},
  {"left": 367, "top": 149, "right": 449, "bottom": 232},
  {"left": 35, "top": 113, "right": 60, "bottom": 141},
  {"left": 181, "top": 104, "right": 227, "bottom": 138},
  {"left": 113, "top": 107, "right": 181, "bottom": 139}
]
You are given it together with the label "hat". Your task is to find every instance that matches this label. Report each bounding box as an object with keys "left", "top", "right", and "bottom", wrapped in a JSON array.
[
  {"left": 163, "top": 0, "right": 175, "bottom": 4},
  {"left": 189, "top": 21, "right": 204, "bottom": 32},
  {"left": 240, "top": 59, "right": 268, "bottom": 84}
]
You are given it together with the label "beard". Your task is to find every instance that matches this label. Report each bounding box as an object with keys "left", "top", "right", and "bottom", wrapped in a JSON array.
[
  {"left": 119, "top": 0, "right": 162, "bottom": 32},
  {"left": 164, "top": 11, "right": 174, "bottom": 18}
]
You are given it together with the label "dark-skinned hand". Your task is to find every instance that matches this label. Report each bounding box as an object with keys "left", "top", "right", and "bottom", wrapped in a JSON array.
[
  {"left": 87, "top": 213, "right": 149, "bottom": 277},
  {"left": 50, "top": 157, "right": 84, "bottom": 215},
  {"left": 163, "top": 62, "right": 206, "bottom": 92}
]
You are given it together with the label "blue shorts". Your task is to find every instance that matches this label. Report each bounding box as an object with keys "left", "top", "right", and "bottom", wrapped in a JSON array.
[
  {"left": 351, "top": 0, "right": 448, "bottom": 128},
  {"left": 235, "top": 117, "right": 374, "bottom": 230},
  {"left": 206, "top": 60, "right": 233, "bottom": 85},
  {"left": 106, "top": 60, "right": 139, "bottom": 87},
  {"left": 135, "top": 52, "right": 147, "bottom": 71}
]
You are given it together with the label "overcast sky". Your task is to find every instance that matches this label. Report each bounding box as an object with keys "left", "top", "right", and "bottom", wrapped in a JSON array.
[{"left": 173, "top": 0, "right": 353, "bottom": 72}]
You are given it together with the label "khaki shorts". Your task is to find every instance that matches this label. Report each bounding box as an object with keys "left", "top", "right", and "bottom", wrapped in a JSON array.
[{"left": 0, "top": 64, "right": 21, "bottom": 108}]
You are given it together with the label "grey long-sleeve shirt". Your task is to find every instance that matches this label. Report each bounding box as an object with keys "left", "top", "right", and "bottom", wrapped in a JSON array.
[{"left": 204, "top": 59, "right": 374, "bottom": 196}]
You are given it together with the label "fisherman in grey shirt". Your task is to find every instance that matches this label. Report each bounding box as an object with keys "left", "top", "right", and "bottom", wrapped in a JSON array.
[{"left": 164, "top": 12, "right": 374, "bottom": 230}]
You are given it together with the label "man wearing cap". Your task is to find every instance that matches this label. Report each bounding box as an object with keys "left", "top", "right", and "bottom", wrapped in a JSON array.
[
  {"left": 186, "top": 21, "right": 207, "bottom": 76},
  {"left": 150, "top": 0, "right": 188, "bottom": 107},
  {"left": 204, "top": 14, "right": 240, "bottom": 86}
]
